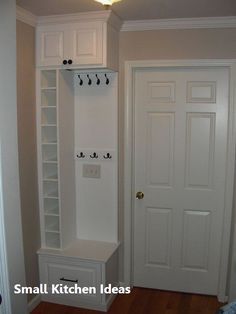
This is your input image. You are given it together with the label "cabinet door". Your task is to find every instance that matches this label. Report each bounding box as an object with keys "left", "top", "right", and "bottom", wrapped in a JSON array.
[
  {"left": 37, "top": 27, "right": 65, "bottom": 67},
  {"left": 70, "top": 22, "right": 104, "bottom": 66}
]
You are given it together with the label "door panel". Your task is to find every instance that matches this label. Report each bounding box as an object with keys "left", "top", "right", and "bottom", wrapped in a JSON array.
[
  {"left": 37, "top": 29, "right": 64, "bottom": 66},
  {"left": 71, "top": 22, "right": 103, "bottom": 65},
  {"left": 182, "top": 210, "right": 211, "bottom": 270},
  {"left": 133, "top": 67, "right": 229, "bottom": 295},
  {"left": 147, "top": 113, "right": 174, "bottom": 187},
  {"left": 146, "top": 207, "right": 172, "bottom": 267},
  {"left": 185, "top": 113, "right": 215, "bottom": 188}
]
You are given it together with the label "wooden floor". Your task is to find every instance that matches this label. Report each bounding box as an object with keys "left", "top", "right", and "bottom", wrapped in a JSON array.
[{"left": 31, "top": 288, "right": 223, "bottom": 314}]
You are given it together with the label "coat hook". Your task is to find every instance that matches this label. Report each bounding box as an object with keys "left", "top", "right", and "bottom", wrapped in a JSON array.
[
  {"left": 78, "top": 75, "right": 83, "bottom": 86},
  {"left": 96, "top": 74, "right": 100, "bottom": 85},
  {"left": 103, "top": 152, "right": 112, "bottom": 159},
  {"left": 87, "top": 74, "right": 92, "bottom": 85},
  {"left": 90, "top": 152, "right": 98, "bottom": 159},
  {"left": 105, "top": 74, "right": 109, "bottom": 85},
  {"left": 77, "top": 152, "right": 85, "bottom": 158}
]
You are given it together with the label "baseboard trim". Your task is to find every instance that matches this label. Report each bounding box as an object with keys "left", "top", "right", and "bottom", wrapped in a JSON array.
[
  {"left": 218, "top": 295, "right": 228, "bottom": 303},
  {"left": 119, "top": 281, "right": 132, "bottom": 288},
  {"left": 28, "top": 294, "right": 41, "bottom": 313}
]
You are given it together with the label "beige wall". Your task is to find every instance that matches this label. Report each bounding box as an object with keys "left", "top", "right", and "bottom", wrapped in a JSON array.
[
  {"left": 119, "top": 28, "right": 236, "bottom": 61},
  {"left": 16, "top": 20, "right": 40, "bottom": 302},
  {"left": 118, "top": 28, "right": 236, "bottom": 281}
]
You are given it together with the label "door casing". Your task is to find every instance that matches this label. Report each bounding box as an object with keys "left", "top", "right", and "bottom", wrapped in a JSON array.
[
  {"left": 0, "top": 143, "right": 11, "bottom": 314},
  {"left": 123, "top": 60, "right": 236, "bottom": 302}
]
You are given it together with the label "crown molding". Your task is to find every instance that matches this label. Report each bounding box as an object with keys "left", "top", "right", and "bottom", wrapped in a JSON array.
[
  {"left": 37, "top": 10, "right": 110, "bottom": 25},
  {"left": 16, "top": 5, "right": 37, "bottom": 27},
  {"left": 37, "top": 10, "right": 122, "bottom": 29},
  {"left": 121, "top": 16, "right": 236, "bottom": 31},
  {"left": 15, "top": 7, "right": 236, "bottom": 31}
]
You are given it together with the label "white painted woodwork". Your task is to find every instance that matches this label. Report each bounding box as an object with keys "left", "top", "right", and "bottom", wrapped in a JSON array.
[
  {"left": 37, "top": 69, "right": 61, "bottom": 249},
  {"left": 36, "top": 12, "right": 121, "bottom": 70},
  {"left": 15, "top": 6, "right": 236, "bottom": 31},
  {"left": 121, "top": 17, "right": 236, "bottom": 32},
  {"left": 74, "top": 72, "right": 118, "bottom": 243},
  {"left": 37, "top": 70, "right": 118, "bottom": 246},
  {"left": 38, "top": 240, "right": 119, "bottom": 311},
  {"left": 70, "top": 22, "right": 103, "bottom": 65},
  {"left": 37, "top": 67, "right": 119, "bottom": 310},
  {"left": 37, "top": 69, "right": 77, "bottom": 250},
  {"left": 229, "top": 222, "right": 236, "bottom": 302},
  {"left": 0, "top": 1, "right": 28, "bottom": 312},
  {"left": 37, "top": 27, "right": 65, "bottom": 67},
  {"left": 133, "top": 67, "right": 229, "bottom": 295},
  {"left": 58, "top": 70, "right": 76, "bottom": 249},
  {"left": 0, "top": 146, "right": 11, "bottom": 314}
]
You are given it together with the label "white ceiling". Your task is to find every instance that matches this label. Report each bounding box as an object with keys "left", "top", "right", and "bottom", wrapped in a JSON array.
[{"left": 16, "top": 0, "right": 236, "bottom": 20}]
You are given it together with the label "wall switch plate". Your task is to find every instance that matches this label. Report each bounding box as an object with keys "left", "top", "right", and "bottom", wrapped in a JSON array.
[{"left": 83, "top": 164, "right": 101, "bottom": 179}]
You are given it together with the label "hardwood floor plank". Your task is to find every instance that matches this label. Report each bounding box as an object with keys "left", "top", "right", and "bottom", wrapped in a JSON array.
[
  {"left": 176, "top": 293, "right": 192, "bottom": 314},
  {"left": 145, "top": 290, "right": 171, "bottom": 314},
  {"left": 108, "top": 287, "right": 137, "bottom": 314},
  {"left": 165, "top": 291, "right": 182, "bottom": 314},
  {"left": 128, "top": 287, "right": 152, "bottom": 314},
  {"left": 31, "top": 288, "right": 223, "bottom": 314}
]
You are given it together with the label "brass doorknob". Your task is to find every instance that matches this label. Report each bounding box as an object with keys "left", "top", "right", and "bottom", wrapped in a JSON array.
[{"left": 136, "top": 191, "right": 144, "bottom": 199}]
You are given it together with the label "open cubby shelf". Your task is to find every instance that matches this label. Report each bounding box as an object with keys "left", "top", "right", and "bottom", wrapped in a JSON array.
[
  {"left": 41, "top": 106, "right": 56, "bottom": 108},
  {"left": 44, "top": 191, "right": 59, "bottom": 198},
  {"left": 44, "top": 199, "right": 59, "bottom": 214},
  {"left": 45, "top": 215, "right": 60, "bottom": 232},
  {"left": 41, "top": 87, "right": 56, "bottom": 91},
  {"left": 45, "top": 213, "right": 60, "bottom": 217},
  {"left": 38, "top": 69, "right": 118, "bottom": 257},
  {"left": 41, "top": 70, "right": 57, "bottom": 88},
  {"left": 45, "top": 232, "right": 61, "bottom": 249},
  {"left": 41, "top": 124, "right": 57, "bottom": 127},
  {"left": 41, "top": 109, "right": 57, "bottom": 125},
  {"left": 39, "top": 70, "right": 61, "bottom": 249}
]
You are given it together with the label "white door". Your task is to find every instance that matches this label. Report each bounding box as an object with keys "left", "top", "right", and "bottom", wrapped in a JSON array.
[{"left": 133, "top": 67, "right": 229, "bottom": 295}]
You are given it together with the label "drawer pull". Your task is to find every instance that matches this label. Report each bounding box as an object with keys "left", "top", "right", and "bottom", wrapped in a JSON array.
[{"left": 60, "top": 277, "right": 78, "bottom": 283}]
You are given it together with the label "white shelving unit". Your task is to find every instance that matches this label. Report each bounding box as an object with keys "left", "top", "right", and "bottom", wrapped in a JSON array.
[
  {"left": 35, "top": 12, "right": 122, "bottom": 311},
  {"left": 38, "top": 70, "right": 61, "bottom": 249},
  {"left": 37, "top": 69, "right": 77, "bottom": 250},
  {"left": 36, "top": 68, "right": 120, "bottom": 310}
]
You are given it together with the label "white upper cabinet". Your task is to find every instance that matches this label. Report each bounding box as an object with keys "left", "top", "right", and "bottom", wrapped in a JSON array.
[
  {"left": 36, "top": 11, "right": 121, "bottom": 70},
  {"left": 37, "top": 27, "right": 65, "bottom": 67},
  {"left": 70, "top": 21, "right": 103, "bottom": 66}
]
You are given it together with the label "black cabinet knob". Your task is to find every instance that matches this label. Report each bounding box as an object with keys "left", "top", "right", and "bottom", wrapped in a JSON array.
[
  {"left": 68, "top": 59, "right": 73, "bottom": 65},
  {"left": 63, "top": 59, "right": 68, "bottom": 65}
]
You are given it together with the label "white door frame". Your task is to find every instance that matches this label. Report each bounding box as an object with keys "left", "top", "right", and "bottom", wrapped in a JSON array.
[
  {"left": 0, "top": 143, "right": 11, "bottom": 314},
  {"left": 123, "top": 60, "right": 236, "bottom": 302}
]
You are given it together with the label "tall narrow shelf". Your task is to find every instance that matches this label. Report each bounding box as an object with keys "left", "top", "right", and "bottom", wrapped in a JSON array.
[
  {"left": 35, "top": 12, "right": 122, "bottom": 311},
  {"left": 38, "top": 70, "right": 61, "bottom": 249}
]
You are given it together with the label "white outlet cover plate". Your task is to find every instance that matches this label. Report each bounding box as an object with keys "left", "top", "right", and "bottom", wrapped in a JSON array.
[{"left": 82, "top": 164, "right": 101, "bottom": 179}]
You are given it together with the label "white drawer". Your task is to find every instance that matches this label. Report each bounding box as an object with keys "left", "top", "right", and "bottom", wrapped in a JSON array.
[
  {"left": 38, "top": 243, "right": 120, "bottom": 311},
  {"left": 39, "top": 256, "right": 102, "bottom": 304}
]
